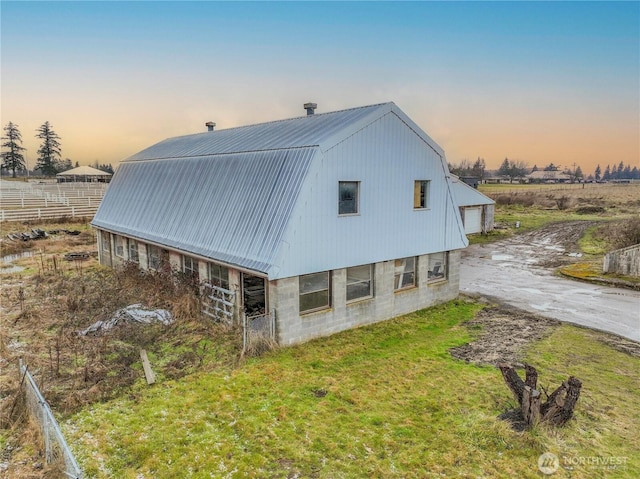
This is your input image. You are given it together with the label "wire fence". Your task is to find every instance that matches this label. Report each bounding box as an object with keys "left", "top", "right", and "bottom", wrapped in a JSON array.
[
  {"left": 242, "top": 310, "right": 276, "bottom": 355},
  {"left": 19, "top": 360, "right": 83, "bottom": 478}
]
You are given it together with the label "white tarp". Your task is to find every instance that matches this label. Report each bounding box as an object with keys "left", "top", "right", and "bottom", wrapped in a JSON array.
[{"left": 80, "top": 304, "right": 173, "bottom": 336}]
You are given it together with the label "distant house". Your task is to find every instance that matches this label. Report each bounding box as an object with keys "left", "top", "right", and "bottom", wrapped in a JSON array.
[
  {"left": 526, "top": 170, "right": 572, "bottom": 184},
  {"left": 56, "top": 165, "right": 112, "bottom": 183},
  {"left": 451, "top": 176, "right": 495, "bottom": 235},
  {"left": 92, "top": 102, "right": 468, "bottom": 345}
]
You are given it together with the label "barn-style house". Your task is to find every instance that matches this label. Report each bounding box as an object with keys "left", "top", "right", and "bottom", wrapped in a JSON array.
[{"left": 92, "top": 102, "right": 468, "bottom": 345}]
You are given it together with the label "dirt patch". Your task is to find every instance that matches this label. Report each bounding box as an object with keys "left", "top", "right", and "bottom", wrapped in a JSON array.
[
  {"left": 450, "top": 300, "right": 640, "bottom": 366},
  {"left": 450, "top": 303, "right": 560, "bottom": 367}
]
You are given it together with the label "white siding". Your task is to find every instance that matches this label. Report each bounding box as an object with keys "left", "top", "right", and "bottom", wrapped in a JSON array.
[{"left": 271, "top": 111, "right": 467, "bottom": 279}]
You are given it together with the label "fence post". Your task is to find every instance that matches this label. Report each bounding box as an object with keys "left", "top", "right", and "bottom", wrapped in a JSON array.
[
  {"left": 72, "top": 207, "right": 76, "bottom": 218},
  {"left": 38, "top": 208, "right": 41, "bottom": 219}
]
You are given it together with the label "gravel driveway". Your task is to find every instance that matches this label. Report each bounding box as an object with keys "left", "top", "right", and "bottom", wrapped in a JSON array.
[{"left": 460, "top": 222, "right": 640, "bottom": 342}]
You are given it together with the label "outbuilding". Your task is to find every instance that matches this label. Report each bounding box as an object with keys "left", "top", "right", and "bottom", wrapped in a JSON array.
[
  {"left": 451, "top": 175, "right": 495, "bottom": 235},
  {"left": 56, "top": 165, "right": 112, "bottom": 183},
  {"left": 92, "top": 102, "right": 468, "bottom": 345}
]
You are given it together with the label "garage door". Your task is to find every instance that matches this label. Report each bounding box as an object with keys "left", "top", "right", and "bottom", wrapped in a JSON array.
[{"left": 464, "top": 206, "right": 483, "bottom": 234}]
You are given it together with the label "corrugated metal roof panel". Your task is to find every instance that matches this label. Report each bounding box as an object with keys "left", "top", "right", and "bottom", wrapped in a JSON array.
[
  {"left": 127, "top": 103, "right": 391, "bottom": 161},
  {"left": 451, "top": 176, "right": 495, "bottom": 206},
  {"left": 92, "top": 147, "right": 317, "bottom": 273}
]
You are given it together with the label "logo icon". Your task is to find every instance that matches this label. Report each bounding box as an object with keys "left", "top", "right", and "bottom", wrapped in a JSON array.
[{"left": 538, "top": 452, "right": 560, "bottom": 475}]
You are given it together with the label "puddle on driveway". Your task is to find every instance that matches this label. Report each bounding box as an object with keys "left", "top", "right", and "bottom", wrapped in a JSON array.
[{"left": 491, "top": 253, "right": 513, "bottom": 261}]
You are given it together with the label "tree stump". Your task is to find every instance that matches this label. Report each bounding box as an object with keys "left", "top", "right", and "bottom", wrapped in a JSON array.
[{"left": 498, "top": 363, "right": 581, "bottom": 428}]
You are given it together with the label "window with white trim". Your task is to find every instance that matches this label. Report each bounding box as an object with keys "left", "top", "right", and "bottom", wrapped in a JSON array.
[
  {"left": 299, "top": 271, "right": 330, "bottom": 313},
  {"left": 346, "top": 264, "right": 373, "bottom": 302},
  {"left": 128, "top": 239, "right": 139, "bottom": 263},
  {"left": 182, "top": 255, "right": 199, "bottom": 280},
  {"left": 208, "top": 263, "right": 229, "bottom": 290},
  {"left": 428, "top": 252, "right": 448, "bottom": 282},
  {"left": 148, "top": 245, "right": 162, "bottom": 270},
  {"left": 394, "top": 257, "right": 416, "bottom": 290},
  {"left": 114, "top": 235, "right": 125, "bottom": 258},
  {"left": 414, "top": 180, "right": 430, "bottom": 209},
  {"left": 339, "top": 181, "right": 359, "bottom": 215}
]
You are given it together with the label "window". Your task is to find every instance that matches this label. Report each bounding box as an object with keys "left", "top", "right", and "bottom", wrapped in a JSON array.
[
  {"left": 339, "top": 181, "right": 359, "bottom": 215},
  {"left": 101, "top": 231, "right": 110, "bottom": 252},
  {"left": 208, "top": 262, "right": 229, "bottom": 290},
  {"left": 346, "top": 264, "right": 373, "bottom": 302},
  {"left": 148, "top": 245, "right": 162, "bottom": 270},
  {"left": 114, "top": 236, "right": 125, "bottom": 257},
  {"left": 428, "top": 252, "right": 448, "bottom": 282},
  {"left": 182, "top": 255, "right": 199, "bottom": 280},
  {"left": 394, "top": 257, "right": 416, "bottom": 290},
  {"left": 414, "top": 180, "right": 430, "bottom": 209},
  {"left": 128, "top": 239, "right": 139, "bottom": 263},
  {"left": 299, "top": 271, "right": 330, "bottom": 313}
]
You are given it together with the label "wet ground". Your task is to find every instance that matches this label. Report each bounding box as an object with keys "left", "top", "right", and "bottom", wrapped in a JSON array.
[{"left": 460, "top": 222, "right": 640, "bottom": 342}]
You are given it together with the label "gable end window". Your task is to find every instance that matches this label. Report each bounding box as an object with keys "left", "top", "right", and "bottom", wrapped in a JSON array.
[
  {"left": 346, "top": 264, "right": 373, "bottom": 302},
  {"left": 394, "top": 257, "right": 417, "bottom": 290},
  {"left": 299, "top": 271, "right": 330, "bottom": 314},
  {"left": 414, "top": 180, "right": 430, "bottom": 209},
  {"left": 339, "top": 181, "right": 359, "bottom": 215}
]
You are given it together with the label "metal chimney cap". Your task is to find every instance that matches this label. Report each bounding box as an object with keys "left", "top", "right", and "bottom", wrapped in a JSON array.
[
  {"left": 304, "top": 103, "right": 317, "bottom": 115},
  {"left": 205, "top": 121, "right": 216, "bottom": 131}
]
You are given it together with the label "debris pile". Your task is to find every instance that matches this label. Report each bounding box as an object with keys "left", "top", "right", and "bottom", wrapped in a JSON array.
[{"left": 80, "top": 304, "right": 174, "bottom": 336}]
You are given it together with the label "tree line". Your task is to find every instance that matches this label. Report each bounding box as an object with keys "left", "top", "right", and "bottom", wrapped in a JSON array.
[
  {"left": 450, "top": 157, "right": 639, "bottom": 183},
  {"left": 0, "top": 121, "right": 114, "bottom": 178}
]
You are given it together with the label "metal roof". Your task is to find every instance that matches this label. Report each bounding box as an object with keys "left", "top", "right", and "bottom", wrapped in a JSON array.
[
  {"left": 93, "top": 102, "right": 463, "bottom": 278},
  {"left": 128, "top": 103, "right": 394, "bottom": 161},
  {"left": 93, "top": 148, "right": 316, "bottom": 273},
  {"left": 451, "top": 176, "right": 495, "bottom": 207}
]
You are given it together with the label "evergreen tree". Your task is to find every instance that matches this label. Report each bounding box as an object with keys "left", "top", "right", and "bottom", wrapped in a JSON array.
[
  {"left": 603, "top": 165, "right": 611, "bottom": 180},
  {"left": 35, "top": 122, "right": 62, "bottom": 176},
  {"left": 631, "top": 166, "right": 640, "bottom": 180},
  {"left": 1, "top": 122, "right": 26, "bottom": 178},
  {"left": 471, "top": 157, "right": 486, "bottom": 180},
  {"left": 574, "top": 166, "right": 583, "bottom": 180},
  {"left": 594, "top": 164, "right": 601, "bottom": 181},
  {"left": 610, "top": 164, "right": 618, "bottom": 180},
  {"left": 623, "top": 164, "right": 632, "bottom": 179},
  {"left": 75, "top": 161, "right": 80, "bottom": 168}
]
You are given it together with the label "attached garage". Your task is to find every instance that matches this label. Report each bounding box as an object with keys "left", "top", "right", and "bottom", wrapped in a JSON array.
[{"left": 451, "top": 175, "right": 495, "bottom": 235}]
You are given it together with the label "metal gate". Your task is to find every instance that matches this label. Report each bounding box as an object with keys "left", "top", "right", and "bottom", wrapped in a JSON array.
[{"left": 202, "top": 282, "right": 236, "bottom": 322}]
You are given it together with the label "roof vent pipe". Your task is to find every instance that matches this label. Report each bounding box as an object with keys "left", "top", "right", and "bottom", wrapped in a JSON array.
[
  {"left": 304, "top": 103, "right": 317, "bottom": 116},
  {"left": 205, "top": 121, "right": 216, "bottom": 132}
]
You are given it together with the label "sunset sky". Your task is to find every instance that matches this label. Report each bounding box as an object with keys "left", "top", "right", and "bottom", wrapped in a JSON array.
[{"left": 1, "top": 1, "right": 638, "bottom": 175}]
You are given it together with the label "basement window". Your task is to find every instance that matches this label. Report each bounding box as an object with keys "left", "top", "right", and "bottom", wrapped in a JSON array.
[
  {"left": 128, "top": 239, "right": 139, "bottom": 263},
  {"left": 208, "top": 263, "right": 229, "bottom": 290},
  {"left": 114, "top": 236, "right": 125, "bottom": 258},
  {"left": 182, "top": 255, "right": 199, "bottom": 280},
  {"left": 414, "top": 180, "right": 430, "bottom": 209},
  {"left": 346, "top": 264, "right": 373, "bottom": 302},
  {"left": 148, "top": 245, "right": 163, "bottom": 270},
  {"left": 339, "top": 181, "right": 359, "bottom": 215},
  {"left": 394, "top": 257, "right": 416, "bottom": 290},
  {"left": 299, "top": 271, "right": 330, "bottom": 314},
  {"left": 428, "top": 252, "right": 448, "bottom": 282}
]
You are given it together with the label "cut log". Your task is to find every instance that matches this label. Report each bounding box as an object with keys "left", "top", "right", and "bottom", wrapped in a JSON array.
[
  {"left": 522, "top": 386, "right": 541, "bottom": 426},
  {"left": 524, "top": 364, "right": 538, "bottom": 389},
  {"left": 499, "top": 364, "right": 581, "bottom": 428},
  {"left": 498, "top": 363, "right": 525, "bottom": 404},
  {"left": 541, "top": 376, "right": 582, "bottom": 426},
  {"left": 140, "top": 349, "right": 156, "bottom": 385}
]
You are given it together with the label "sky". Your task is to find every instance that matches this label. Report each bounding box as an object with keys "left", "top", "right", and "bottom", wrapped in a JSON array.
[{"left": 1, "top": 1, "right": 638, "bottom": 174}]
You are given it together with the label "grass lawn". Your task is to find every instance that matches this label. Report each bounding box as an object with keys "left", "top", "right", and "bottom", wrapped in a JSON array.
[{"left": 63, "top": 300, "right": 640, "bottom": 478}]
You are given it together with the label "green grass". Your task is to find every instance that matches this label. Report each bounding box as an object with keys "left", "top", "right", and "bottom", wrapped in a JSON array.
[{"left": 63, "top": 301, "right": 640, "bottom": 478}]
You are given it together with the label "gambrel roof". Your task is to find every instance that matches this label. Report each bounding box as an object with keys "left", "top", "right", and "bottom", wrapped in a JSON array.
[{"left": 92, "top": 102, "right": 467, "bottom": 278}]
